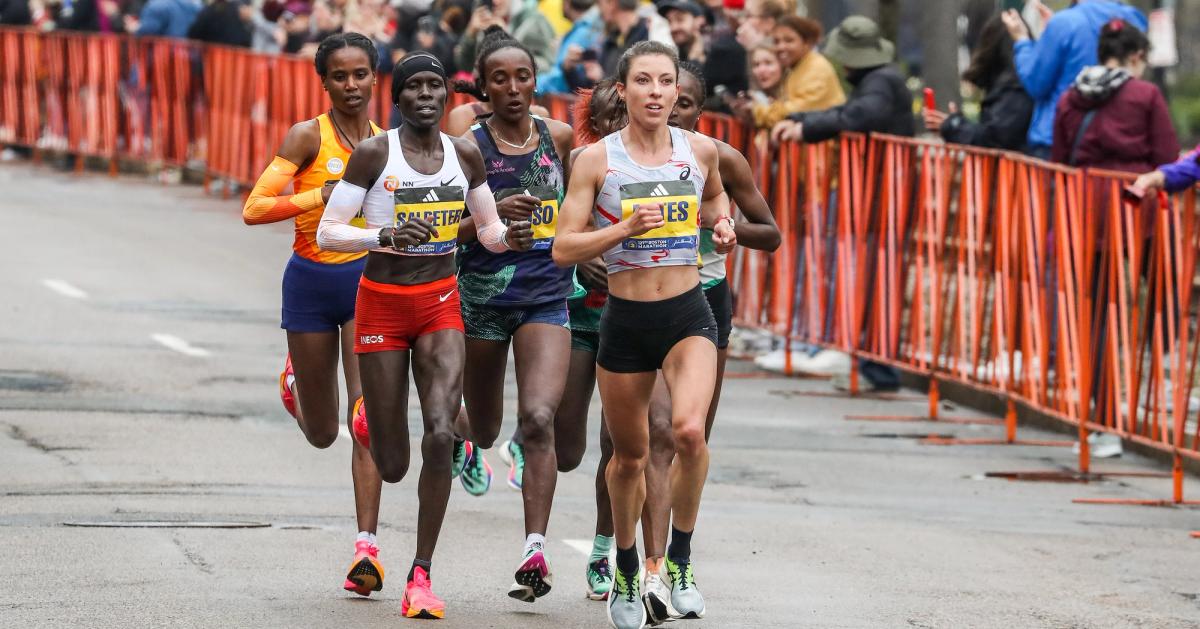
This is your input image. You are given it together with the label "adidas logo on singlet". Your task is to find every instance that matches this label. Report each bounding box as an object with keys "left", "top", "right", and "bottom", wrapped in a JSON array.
[
  {"left": 649, "top": 184, "right": 671, "bottom": 197},
  {"left": 422, "top": 189, "right": 441, "bottom": 203}
]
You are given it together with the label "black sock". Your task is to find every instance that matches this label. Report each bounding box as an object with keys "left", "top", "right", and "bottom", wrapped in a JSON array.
[
  {"left": 408, "top": 558, "right": 431, "bottom": 581},
  {"left": 616, "top": 544, "right": 639, "bottom": 576},
  {"left": 668, "top": 527, "right": 693, "bottom": 563}
]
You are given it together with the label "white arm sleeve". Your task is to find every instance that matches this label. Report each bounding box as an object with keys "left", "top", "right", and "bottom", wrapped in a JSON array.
[
  {"left": 467, "top": 182, "right": 511, "bottom": 254},
  {"left": 317, "top": 181, "right": 383, "bottom": 253}
]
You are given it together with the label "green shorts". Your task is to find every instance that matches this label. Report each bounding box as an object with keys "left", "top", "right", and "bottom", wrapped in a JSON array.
[
  {"left": 461, "top": 299, "right": 569, "bottom": 342},
  {"left": 568, "top": 290, "right": 604, "bottom": 354}
]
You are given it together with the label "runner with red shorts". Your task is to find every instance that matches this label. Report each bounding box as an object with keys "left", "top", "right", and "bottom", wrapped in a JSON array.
[{"left": 317, "top": 51, "right": 533, "bottom": 620}]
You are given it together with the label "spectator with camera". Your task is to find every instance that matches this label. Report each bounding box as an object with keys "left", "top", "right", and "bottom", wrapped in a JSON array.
[{"left": 455, "top": 0, "right": 557, "bottom": 75}]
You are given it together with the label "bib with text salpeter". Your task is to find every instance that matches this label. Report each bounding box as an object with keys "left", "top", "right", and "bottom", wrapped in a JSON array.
[
  {"left": 393, "top": 186, "right": 465, "bottom": 255},
  {"left": 619, "top": 180, "right": 700, "bottom": 251},
  {"left": 496, "top": 186, "right": 560, "bottom": 251}
]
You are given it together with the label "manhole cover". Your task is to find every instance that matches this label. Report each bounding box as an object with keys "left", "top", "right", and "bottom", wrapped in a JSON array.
[
  {"left": 0, "top": 370, "right": 69, "bottom": 393},
  {"left": 62, "top": 520, "right": 271, "bottom": 529}
]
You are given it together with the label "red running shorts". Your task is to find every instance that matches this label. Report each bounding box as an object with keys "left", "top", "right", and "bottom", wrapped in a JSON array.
[{"left": 354, "top": 274, "right": 464, "bottom": 354}]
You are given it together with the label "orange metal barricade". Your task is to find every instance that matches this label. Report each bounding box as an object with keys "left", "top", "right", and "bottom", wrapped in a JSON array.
[{"left": 4, "top": 27, "right": 1200, "bottom": 504}]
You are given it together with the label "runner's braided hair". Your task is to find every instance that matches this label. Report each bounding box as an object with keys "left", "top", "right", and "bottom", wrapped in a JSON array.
[
  {"left": 314, "top": 32, "right": 379, "bottom": 78},
  {"left": 453, "top": 26, "right": 538, "bottom": 101},
  {"left": 678, "top": 60, "right": 706, "bottom": 100}
]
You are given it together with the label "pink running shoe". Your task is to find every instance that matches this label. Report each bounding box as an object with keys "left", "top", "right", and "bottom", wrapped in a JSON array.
[
  {"left": 508, "top": 545, "right": 553, "bottom": 602},
  {"left": 401, "top": 566, "right": 445, "bottom": 619},
  {"left": 279, "top": 355, "right": 298, "bottom": 419},
  {"left": 352, "top": 397, "right": 369, "bottom": 448},
  {"left": 344, "top": 540, "right": 384, "bottom": 597}
]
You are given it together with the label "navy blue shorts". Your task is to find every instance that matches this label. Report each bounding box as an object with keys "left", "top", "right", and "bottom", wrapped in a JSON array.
[
  {"left": 281, "top": 253, "right": 366, "bottom": 333},
  {"left": 460, "top": 298, "right": 570, "bottom": 342}
]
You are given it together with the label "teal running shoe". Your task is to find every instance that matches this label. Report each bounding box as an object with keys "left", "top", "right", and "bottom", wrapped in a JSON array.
[
  {"left": 665, "top": 557, "right": 705, "bottom": 619},
  {"left": 606, "top": 568, "right": 645, "bottom": 629},
  {"left": 498, "top": 439, "right": 525, "bottom": 491},
  {"left": 586, "top": 557, "right": 613, "bottom": 601},
  {"left": 451, "top": 438, "right": 467, "bottom": 479},
  {"left": 459, "top": 440, "right": 492, "bottom": 497}
]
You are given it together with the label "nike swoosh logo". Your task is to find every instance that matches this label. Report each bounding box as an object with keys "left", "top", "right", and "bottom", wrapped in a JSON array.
[
  {"left": 440, "top": 178, "right": 455, "bottom": 187},
  {"left": 438, "top": 290, "right": 455, "bottom": 302}
]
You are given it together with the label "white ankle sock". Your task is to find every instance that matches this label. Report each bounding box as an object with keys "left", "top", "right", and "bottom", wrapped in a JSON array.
[
  {"left": 523, "top": 533, "right": 546, "bottom": 555},
  {"left": 357, "top": 531, "right": 377, "bottom": 546}
]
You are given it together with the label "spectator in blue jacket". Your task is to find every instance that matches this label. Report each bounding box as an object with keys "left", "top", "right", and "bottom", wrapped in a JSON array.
[
  {"left": 1132, "top": 147, "right": 1200, "bottom": 195},
  {"left": 538, "top": 0, "right": 602, "bottom": 95},
  {"left": 131, "top": 0, "right": 201, "bottom": 37},
  {"left": 1001, "top": 0, "right": 1146, "bottom": 158}
]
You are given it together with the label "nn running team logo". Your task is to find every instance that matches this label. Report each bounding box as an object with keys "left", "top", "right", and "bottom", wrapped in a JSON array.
[
  {"left": 496, "top": 185, "right": 560, "bottom": 251},
  {"left": 619, "top": 180, "right": 699, "bottom": 251},
  {"left": 393, "top": 186, "right": 465, "bottom": 256},
  {"left": 384, "top": 175, "right": 400, "bottom": 192}
]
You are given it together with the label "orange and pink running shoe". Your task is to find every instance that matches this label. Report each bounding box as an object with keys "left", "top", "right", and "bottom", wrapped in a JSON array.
[
  {"left": 402, "top": 566, "right": 445, "bottom": 619},
  {"left": 352, "top": 396, "right": 369, "bottom": 448},
  {"left": 344, "top": 540, "right": 384, "bottom": 597},
  {"left": 279, "top": 355, "right": 298, "bottom": 419}
]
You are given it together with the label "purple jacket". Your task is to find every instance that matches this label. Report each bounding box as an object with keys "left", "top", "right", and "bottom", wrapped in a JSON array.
[{"left": 1160, "top": 148, "right": 1200, "bottom": 193}]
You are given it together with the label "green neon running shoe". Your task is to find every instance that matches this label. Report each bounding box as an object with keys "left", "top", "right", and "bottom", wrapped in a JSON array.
[
  {"left": 586, "top": 556, "right": 613, "bottom": 601},
  {"left": 498, "top": 439, "right": 525, "bottom": 491},
  {"left": 451, "top": 438, "right": 467, "bottom": 479},
  {"left": 459, "top": 440, "right": 492, "bottom": 497},
  {"left": 665, "top": 557, "right": 705, "bottom": 619},
  {"left": 606, "top": 568, "right": 645, "bottom": 629}
]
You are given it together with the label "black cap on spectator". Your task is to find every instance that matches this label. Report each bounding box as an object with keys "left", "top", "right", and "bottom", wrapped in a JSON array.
[{"left": 657, "top": 0, "right": 704, "bottom": 18}]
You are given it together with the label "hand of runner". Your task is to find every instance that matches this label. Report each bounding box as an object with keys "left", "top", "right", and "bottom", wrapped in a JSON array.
[
  {"left": 389, "top": 218, "right": 439, "bottom": 248},
  {"left": 578, "top": 258, "right": 608, "bottom": 291},
  {"left": 505, "top": 220, "right": 535, "bottom": 252},
  {"left": 623, "top": 204, "right": 665, "bottom": 238},
  {"left": 322, "top": 181, "right": 337, "bottom": 205},
  {"left": 713, "top": 219, "right": 737, "bottom": 254},
  {"left": 496, "top": 194, "right": 539, "bottom": 222}
]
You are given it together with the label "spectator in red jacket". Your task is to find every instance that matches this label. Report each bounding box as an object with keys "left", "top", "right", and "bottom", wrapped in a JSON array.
[{"left": 1052, "top": 18, "right": 1178, "bottom": 171}]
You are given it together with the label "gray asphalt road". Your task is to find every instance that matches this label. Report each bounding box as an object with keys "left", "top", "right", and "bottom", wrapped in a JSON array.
[{"left": 2, "top": 162, "right": 1199, "bottom": 629}]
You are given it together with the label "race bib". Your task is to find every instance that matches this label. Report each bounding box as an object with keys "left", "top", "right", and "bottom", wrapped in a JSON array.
[
  {"left": 497, "top": 186, "right": 559, "bottom": 251},
  {"left": 619, "top": 180, "right": 699, "bottom": 251},
  {"left": 393, "top": 186, "right": 465, "bottom": 255}
]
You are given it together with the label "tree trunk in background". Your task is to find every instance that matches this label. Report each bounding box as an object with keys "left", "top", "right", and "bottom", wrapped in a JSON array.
[{"left": 920, "top": 0, "right": 961, "bottom": 105}]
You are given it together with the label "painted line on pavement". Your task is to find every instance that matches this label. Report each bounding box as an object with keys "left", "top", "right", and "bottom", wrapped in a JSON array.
[
  {"left": 150, "top": 333, "right": 211, "bottom": 357},
  {"left": 42, "top": 278, "right": 88, "bottom": 299},
  {"left": 564, "top": 538, "right": 594, "bottom": 557}
]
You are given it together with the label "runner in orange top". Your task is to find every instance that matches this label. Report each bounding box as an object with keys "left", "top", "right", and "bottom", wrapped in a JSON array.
[{"left": 241, "top": 32, "right": 387, "bottom": 599}]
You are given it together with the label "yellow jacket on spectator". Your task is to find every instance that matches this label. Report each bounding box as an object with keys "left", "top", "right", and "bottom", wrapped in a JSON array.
[
  {"left": 540, "top": 0, "right": 571, "bottom": 35},
  {"left": 753, "top": 51, "right": 845, "bottom": 128}
]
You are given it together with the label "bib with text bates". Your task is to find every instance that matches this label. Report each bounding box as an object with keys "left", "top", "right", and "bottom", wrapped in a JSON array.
[
  {"left": 393, "top": 186, "right": 465, "bottom": 255},
  {"left": 496, "top": 186, "right": 559, "bottom": 251},
  {"left": 619, "top": 180, "right": 700, "bottom": 251}
]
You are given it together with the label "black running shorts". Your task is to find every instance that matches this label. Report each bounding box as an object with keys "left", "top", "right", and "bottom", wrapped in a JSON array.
[{"left": 597, "top": 284, "right": 717, "bottom": 373}]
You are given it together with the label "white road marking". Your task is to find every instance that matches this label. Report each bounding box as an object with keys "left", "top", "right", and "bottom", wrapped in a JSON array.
[
  {"left": 564, "top": 539, "right": 594, "bottom": 557},
  {"left": 150, "top": 333, "right": 211, "bottom": 357},
  {"left": 42, "top": 278, "right": 87, "bottom": 299}
]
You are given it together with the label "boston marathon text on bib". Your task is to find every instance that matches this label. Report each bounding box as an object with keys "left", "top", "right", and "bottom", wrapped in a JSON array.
[
  {"left": 619, "top": 180, "right": 700, "bottom": 251},
  {"left": 393, "top": 186, "right": 465, "bottom": 255},
  {"left": 496, "top": 186, "right": 559, "bottom": 251}
]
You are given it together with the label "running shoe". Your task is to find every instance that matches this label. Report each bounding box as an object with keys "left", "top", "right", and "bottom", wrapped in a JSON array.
[
  {"left": 459, "top": 441, "right": 492, "bottom": 496},
  {"left": 642, "top": 571, "right": 675, "bottom": 625},
  {"left": 498, "top": 439, "right": 525, "bottom": 491},
  {"left": 351, "top": 397, "right": 369, "bottom": 449},
  {"left": 607, "top": 568, "right": 646, "bottom": 629},
  {"left": 401, "top": 566, "right": 445, "bottom": 619},
  {"left": 279, "top": 355, "right": 298, "bottom": 419},
  {"left": 586, "top": 557, "right": 614, "bottom": 601},
  {"left": 343, "top": 539, "right": 384, "bottom": 597},
  {"left": 451, "top": 438, "right": 468, "bottom": 479},
  {"left": 508, "top": 544, "right": 553, "bottom": 602},
  {"left": 664, "top": 557, "right": 705, "bottom": 619}
]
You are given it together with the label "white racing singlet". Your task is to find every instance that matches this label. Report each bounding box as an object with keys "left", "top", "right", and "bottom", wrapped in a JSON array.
[
  {"left": 593, "top": 127, "right": 706, "bottom": 275},
  {"left": 361, "top": 128, "right": 470, "bottom": 256}
]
